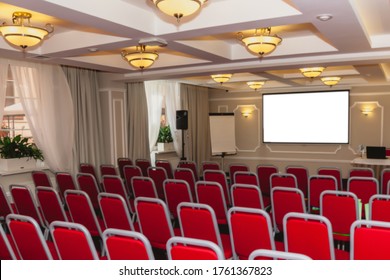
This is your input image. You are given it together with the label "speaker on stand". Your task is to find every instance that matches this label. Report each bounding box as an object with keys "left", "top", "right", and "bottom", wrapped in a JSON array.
[{"left": 176, "top": 110, "right": 188, "bottom": 160}]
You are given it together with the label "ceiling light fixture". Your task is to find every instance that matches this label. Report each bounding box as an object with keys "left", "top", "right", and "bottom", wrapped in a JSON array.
[
  {"left": 321, "top": 76, "right": 341, "bottom": 87},
  {"left": 151, "top": 0, "right": 208, "bottom": 22},
  {"left": 247, "top": 81, "right": 265, "bottom": 91},
  {"left": 316, "top": 14, "right": 333, "bottom": 21},
  {"left": 121, "top": 45, "right": 159, "bottom": 70},
  {"left": 0, "top": 11, "right": 54, "bottom": 50},
  {"left": 300, "top": 67, "right": 325, "bottom": 78},
  {"left": 211, "top": 74, "right": 232, "bottom": 84},
  {"left": 237, "top": 27, "right": 282, "bottom": 57}
]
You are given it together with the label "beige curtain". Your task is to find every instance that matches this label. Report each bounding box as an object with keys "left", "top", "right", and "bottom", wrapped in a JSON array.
[
  {"left": 126, "top": 82, "right": 150, "bottom": 161},
  {"left": 180, "top": 84, "right": 211, "bottom": 168},
  {"left": 62, "top": 66, "right": 105, "bottom": 174}
]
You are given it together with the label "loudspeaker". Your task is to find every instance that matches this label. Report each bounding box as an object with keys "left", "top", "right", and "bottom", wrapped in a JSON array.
[{"left": 176, "top": 110, "right": 188, "bottom": 130}]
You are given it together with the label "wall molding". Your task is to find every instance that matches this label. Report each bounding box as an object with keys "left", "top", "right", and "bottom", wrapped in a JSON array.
[
  {"left": 233, "top": 104, "right": 261, "bottom": 152},
  {"left": 265, "top": 145, "right": 342, "bottom": 154}
]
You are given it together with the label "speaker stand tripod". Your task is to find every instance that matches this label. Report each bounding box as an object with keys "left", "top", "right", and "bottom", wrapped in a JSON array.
[{"left": 180, "top": 129, "right": 186, "bottom": 160}]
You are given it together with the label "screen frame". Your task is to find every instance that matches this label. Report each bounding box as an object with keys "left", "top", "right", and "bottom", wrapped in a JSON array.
[{"left": 262, "top": 89, "right": 350, "bottom": 144}]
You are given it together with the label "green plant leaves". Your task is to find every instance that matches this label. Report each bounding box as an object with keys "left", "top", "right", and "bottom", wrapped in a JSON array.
[
  {"left": 157, "top": 125, "right": 173, "bottom": 143},
  {"left": 0, "top": 135, "right": 44, "bottom": 161}
]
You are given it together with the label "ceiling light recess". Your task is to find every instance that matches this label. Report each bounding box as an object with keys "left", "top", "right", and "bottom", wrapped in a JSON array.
[
  {"left": 300, "top": 67, "right": 325, "bottom": 78},
  {"left": 151, "top": 0, "right": 208, "bottom": 22},
  {"left": 211, "top": 74, "right": 232, "bottom": 84},
  {"left": 0, "top": 11, "right": 54, "bottom": 50},
  {"left": 121, "top": 45, "right": 159, "bottom": 70},
  {"left": 237, "top": 27, "right": 282, "bottom": 57},
  {"left": 247, "top": 81, "right": 265, "bottom": 91}
]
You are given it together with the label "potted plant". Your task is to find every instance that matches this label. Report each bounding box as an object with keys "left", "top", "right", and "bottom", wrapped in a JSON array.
[
  {"left": 157, "top": 125, "right": 174, "bottom": 152},
  {"left": 0, "top": 134, "right": 44, "bottom": 171}
]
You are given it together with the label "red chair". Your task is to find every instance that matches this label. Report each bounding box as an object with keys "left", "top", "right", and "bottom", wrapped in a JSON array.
[
  {"left": 103, "top": 228, "right": 154, "bottom": 260},
  {"left": 347, "top": 176, "right": 379, "bottom": 218},
  {"left": 98, "top": 192, "right": 135, "bottom": 231},
  {"left": 285, "top": 165, "right": 309, "bottom": 198},
  {"left": 349, "top": 167, "right": 374, "bottom": 178},
  {"left": 135, "top": 158, "right": 151, "bottom": 177},
  {"left": 10, "top": 184, "right": 47, "bottom": 237},
  {"left": 320, "top": 190, "right": 359, "bottom": 244},
  {"left": 203, "top": 170, "right": 231, "bottom": 206},
  {"left": 64, "top": 190, "right": 105, "bottom": 251},
  {"left": 228, "top": 163, "right": 249, "bottom": 185},
  {"left": 249, "top": 249, "right": 311, "bottom": 260},
  {"left": 283, "top": 212, "right": 349, "bottom": 260},
  {"left": 256, "top": 164, "right": 278, "bottom": 205},
  {"left": 117, "top": 157, "right": 133, "bottom": 179},
  {"left": 123, "top": 165, "right": 142, "bottom": 195},
  {"left": 6, "top": 214, "right": 58, "bottom": 260},
  {"left": 156, "top": 160, "right": 174, "bottom": 179},
  {"left": 202, "top": 161, "right": 220, "bottom": 172},
  {"left": 36, "top": 187, "right": 68, "bottom": 227},
  {"left": 174, "top": 167, "right": 197, "bottom": 200},
  {"left": 132, "top": 176, "right": 158, "bottom": 199},
  {"left": 167, "top": 236, "right": 224, "bottom": 260},
  {"left": 381, "top": 168, "right": 390, "bottom": 194},
  {"left": 50, "top": 221, "right": 100, "bottom": 260},
  {"left": 0, "top": 184, "right": 14, "bottom": 224},
  {"left": 163, "top": 179, "right": 193, "bottom": 219},
  {"left": 177, "top": 202, "right": 232, "bottom": 259},
  {"left": 228, "top": 207, "right": 283, "bottom": 260},
  {"left": 308, "top": 174, "right": 337, "bottom": 213},
  {"left": 31, "top": 170, "right": 53, "bottom": 188},
  {"left": 100, "top": 164, "right": 118, "bottom": 177},
  {"left": 230, "top": 183, "right": 264, "bottom": 210},
  {"left": 0, "top": 224, "right": 18, "bottom": 260},
  {"left": 147, "top": 166, "right": 168, "bottom": 199},
  {"left": 270, "top": 173, "right": 298, "bottom": 189},
  {"left": 55, "top": 171, "right": 77, "bottom": 202},
  {"left": 79, "top": 163, "right": 99, "bottom": 182},
  {"left": 271, "top": 186, "right": 305, "bottom": 234},
  {"left": 318, "top": 166, "right": 343, "bottom": 190},
  {"left": 178, "top": 160, "right": 199, "bottom": 181},
  {"left": 369, "top": 194, "right": 390, "bottom": 222},
  {"left": 195, "top": 181, "right": 228, "bottom": 225},
  {"left": 135, "top": 197, "right": 178, "bottom": 250},
  {"left": 101, "top": 174, "right": 134, "bottom": 214},
  {"left": 76, "top": 173, "right": 101, "bottom": 213},
  {"left": 350, "top": 220, "right": 390, "bottom": 260},
  {"left": 234, "top": 171, "right": 259, "bottom": 187}
]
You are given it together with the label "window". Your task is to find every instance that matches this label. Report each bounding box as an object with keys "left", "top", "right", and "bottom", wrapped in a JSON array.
[{"left": 1, "top": 66, "right": 32, "bottom": 140}]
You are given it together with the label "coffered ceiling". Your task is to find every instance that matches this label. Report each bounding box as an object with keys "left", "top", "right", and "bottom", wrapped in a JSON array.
[{"left": 1, "top": 0, "right": 390, "bottom": 92}]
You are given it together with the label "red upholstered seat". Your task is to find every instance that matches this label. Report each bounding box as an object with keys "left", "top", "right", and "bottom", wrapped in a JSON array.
[
  {"left": 178, "top": 202, "right": 232, "bottom": 259},
  {"left": 203, "top": 170, "right": 231, "bottom": 206},
  {"left": 228, "top": 207, "right": 283, "bottom": 260},
  {"left": 7, "top": 214, "right": 58, "bottom": 260},
  {"left": 201, "top": 161, "right": 220, "bottom": 173},
  {"left": 103, "top": 229, "right": 154, "bottom": 260},
  {"left": 230, "top": 183, "right": 264, "bottom": 210},
  {"left": 102, "top": 174, "right": 135, "bottom": 214},
  {"left": 76, "top": 173, "right": 101, "bottom": 213},
  {"left": 351, "top": 220, "right": 390, "bottom": 260},
  {"left": 32, "top": 170, "right": 53, "bottom": 188},
  {"left": 135, "top": 197, "right": 177, "bottom": 250},
  {"left": 0, "top": 184, "right": 14, "bottom": 222},
  {"left": 308, "top": 175, "right": 337, "bottom": 213},
  {"left": 135, "top": 158, "right": 151, "bottom": 177},
  {"left": 167, "top": 236, "right": 224, "bottom": 260},
  {"left": 147, "top": 166, "right": 168, "bottom": 199},
  {"left": 156, "top": 160, "right": 174, "bottom": 179},
  {"left": 369, "top": 194, "right": 390, "bottom": 222},
  {"left": 50, "top": 221, "right": 100, "bottom": 260},
  {"left": 286, "top": 166, "right": 309, "bottom": 198},
  {"left": 100, "top": 164, "right": 118, "bottom": 177},
  {"left": 318, "top": 167, "right": 343, "bottom": 191},
  {"left": 0, "top": 224, "right": 18, "bottom": 260},
  {"left": 79, "top": 163, "right": 99, "bottom": 182},
  {"left": 55, "top": 172, "right": 77, "bottom": 202},
  {"left": 320, "top": 190, "right": 358, "bottom": 242},
  {"left": 163, "top": 179, "right": 193, "bottom": 219},
  {"left": 117, "top": 157, "right": 133, "bottom": 179},
  {"left": 36, "top": 186, "right": 68, "bottom": 227},
  {"left": 228, "top": 164, "right": 249, "bottom": 185},
  {"left": 174, "top": 168, "right": 197, "bottom": 200},
  {"left": 256, "top": 165, "right": 278, "bottom": 207},
  {"left": 177, "top": 160, "right": 199, "bottom": 181}
]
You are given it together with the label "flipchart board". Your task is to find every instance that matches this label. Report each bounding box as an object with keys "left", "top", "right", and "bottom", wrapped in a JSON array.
[{"left": 209, "top": 113, "right": 237, "bottom": 156}]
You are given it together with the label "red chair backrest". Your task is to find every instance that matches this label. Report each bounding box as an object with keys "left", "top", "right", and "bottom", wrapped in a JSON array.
[
  {"left": 228, "top": 208, "right": 274, "bottom": 260},
  {"left": 256, "top": 165, "right": 278, "bottom": 196},
  {"left": 270, "top": 173, "right": 297, "bottom": 189},
  {"left": 308, "top": 175, "right": 337, "bottom": 212},
  {"left": 123, "top": 165, "right": 142, "bottom": 193},
  {"left": 178, "top": 161, "right": 199, "bottom": 181},
  {"left": 174, "top": 168, "right": 196, "bottom": 199},
  {"left": 79, "top": 163, "right": 98, "bottom": 181},
  {"left": 32, "top": 171, "right": 52, "bottom": 188},
  {"left": 229, "top": 164, "right": 249, "bottom": 185},
  {"left": 55, "top": 172, "right": 77, "bottom": 201},
  {"left": 381, "top": 168, "right": 390, "bottom": 195},
  {"left": 286, "top": 166, "right": 308, "bottom": 197},
  {"left": 163, "top": 179, "right": 193, "bottom": 218},
  {"left": 117, "top": 157, "right": 133, "bottom": 179},
  {"left": 202, "top": 161, "right": 220, "bottom": 172},
  {"left": 147, "top": 167, "right": 168, "bottom": 199},
  {"left": 347, "top": 177, "right": 379, "bottom": 205},
  {"left": 231, "top": 184, "right": 264, "bottom": 209},
  {"left": 36, "top": 187, "right": 68, "bottom": 226},
  {"left": 203, "top": 170, "right": 230, "bottom": 205},
  {"left": 132, "top": 176, "right": 158, "bottom": 199},
  {"left": 234, "top": 171, "right": 259, "bottom": 187},
  {"left": 0, "top": 184, "right": 13, "bottom": 219},
  {"left": 76, "top": 173, "right": 100, "bottom": 211},
  {"left": 156, "top": 160, "right": 174, "bottom": 179},
  {"left": 318, "top": 167, "right": 343, "bottom": 190},
  {"left": 135, "top": 159, "right": 151, "bottom": 177},
  {"left": 370, "top": 195, "right": 390, "bottom": 222},
  {"left": 100, "top": 164, "right": 117, "bottom": 177},
  {"left": 98, "top": 193, "right": 134, "bottom": 231}
]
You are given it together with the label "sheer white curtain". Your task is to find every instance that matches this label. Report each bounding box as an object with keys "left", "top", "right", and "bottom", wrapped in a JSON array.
[
  {"left": 144, "top": 80, "right": 181, "bottom": 155},
  {"left": 144, "top": 81, "right": 164, "bottom": 153},
  {"left": 10, "top": 61, "right": 75, "bottom": 172},
  {"left": 0, "top": 59, "right": 8, "bottom": 123}
]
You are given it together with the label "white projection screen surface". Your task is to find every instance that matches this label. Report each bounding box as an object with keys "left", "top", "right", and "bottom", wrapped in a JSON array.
[
  {"left": 209, "top": 114, "right": 237, "bottom": 155},
  {"left": 262, "top": 90, "right": 350, "bottom": 144}
]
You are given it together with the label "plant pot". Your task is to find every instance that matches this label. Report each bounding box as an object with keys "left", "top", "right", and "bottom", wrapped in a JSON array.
[
  {"left": 0, "top": 158, "right": 37, "bottom": 172},
  {"left": 157, "top": 142, "right": 174, "bottom": 152}
]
